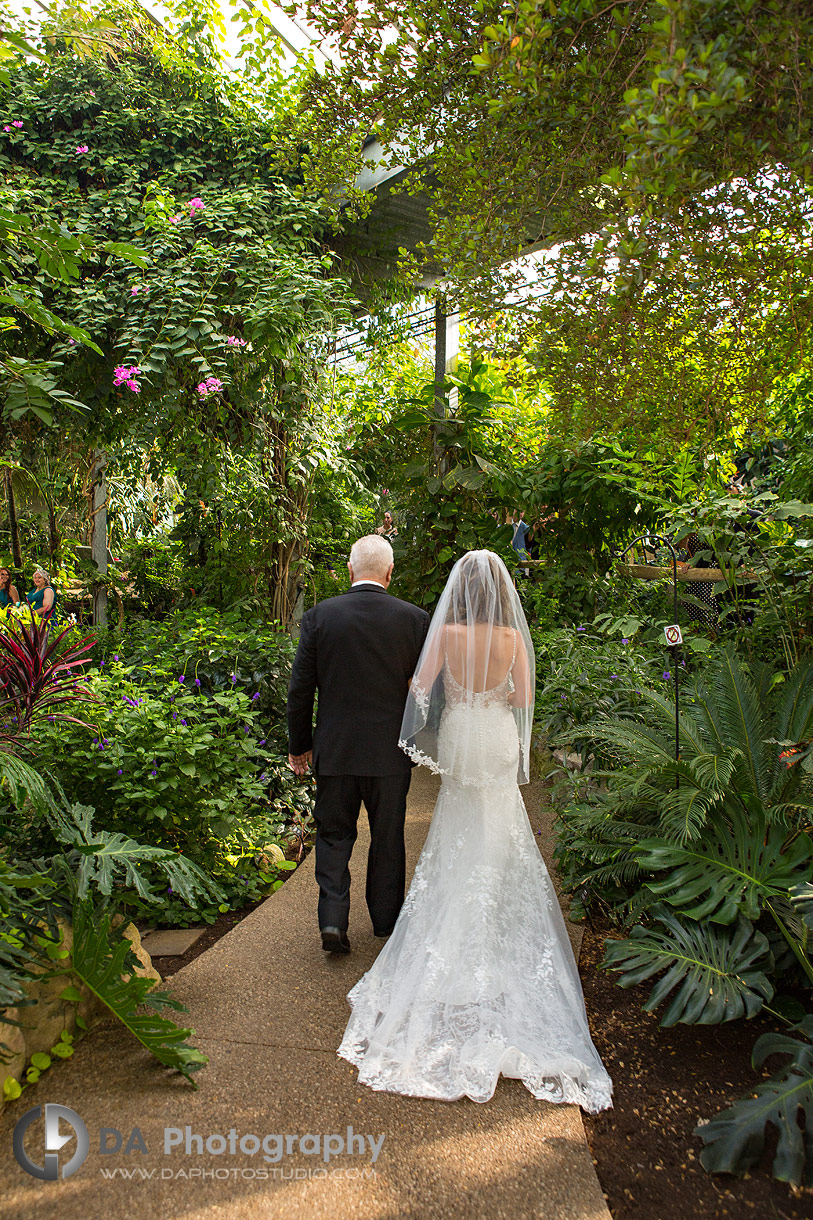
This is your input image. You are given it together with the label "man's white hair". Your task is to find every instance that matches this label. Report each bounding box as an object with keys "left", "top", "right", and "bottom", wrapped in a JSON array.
[{"left": 349, "top": 534, "right": 394, "bottom": 579}]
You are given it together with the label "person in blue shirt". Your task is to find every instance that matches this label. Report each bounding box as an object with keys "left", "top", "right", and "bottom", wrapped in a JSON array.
[
  {"left": 26, "top": 567, "right": 57, "bottom": 622},
  {"left": 0, "top": 566, "right": 20, "bottom": 611},
  {"left": 512, "top": 511, "right": 530, "bottom": 558}
]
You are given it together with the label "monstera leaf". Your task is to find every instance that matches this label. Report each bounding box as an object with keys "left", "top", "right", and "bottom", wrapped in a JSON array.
[
  {"left": 696, "top": 1015, "right": 813, "bottom": 1187},
  {"left": 637, "top": 803, "right": 813, "bottom": 924},
  {"left": 603, "top": 906, "right": 773, "bottom": 1026}
]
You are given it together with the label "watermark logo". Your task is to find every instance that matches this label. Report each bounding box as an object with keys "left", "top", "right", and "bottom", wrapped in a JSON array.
[{"left": 13, "top": 1104, "right": 90, "bottom": 1181}]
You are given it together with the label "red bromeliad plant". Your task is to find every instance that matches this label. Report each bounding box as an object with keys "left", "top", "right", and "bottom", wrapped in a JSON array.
[{"left": 0, "top": 612, "right": 96, "bottom": 747}]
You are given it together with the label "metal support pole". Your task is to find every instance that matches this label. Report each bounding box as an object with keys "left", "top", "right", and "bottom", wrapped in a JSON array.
[
  {"left": 90, "top": 448, "right": 108, "bottom": 627},
  {"left": 433, "top": 295, "right": 459, "bottom": 476}
]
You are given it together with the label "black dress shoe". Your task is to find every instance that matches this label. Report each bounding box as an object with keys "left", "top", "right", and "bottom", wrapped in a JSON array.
[
  {"left": 321, "top": 926, "right": 351, "bottom": 954},
  {"left": 373, "top": 929, "right": 394, "bottom": 939}
]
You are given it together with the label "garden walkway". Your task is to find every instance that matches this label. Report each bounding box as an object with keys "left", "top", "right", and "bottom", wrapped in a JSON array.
[{"left": 0, "top": 771, "right": 611, "bottom": 1220}]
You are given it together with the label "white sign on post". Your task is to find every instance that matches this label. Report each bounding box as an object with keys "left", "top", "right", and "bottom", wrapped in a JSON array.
[{"left": 664, "top": 624, "right": 683, "bottom": 646}]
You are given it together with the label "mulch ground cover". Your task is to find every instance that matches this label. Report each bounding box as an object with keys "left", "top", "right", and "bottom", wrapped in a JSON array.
[{"left": 579, "top": 919, "right": 813, "bottom": 1220}]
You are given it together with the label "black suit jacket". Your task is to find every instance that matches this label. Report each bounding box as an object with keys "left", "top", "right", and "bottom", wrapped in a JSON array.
[{"left": 287, "top": 584, "right": 430, "bottom": 776}]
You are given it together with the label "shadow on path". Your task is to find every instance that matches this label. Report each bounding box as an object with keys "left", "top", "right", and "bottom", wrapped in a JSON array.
[{"left": 0, "top": 770, "right": 611, "bottom": 1220}]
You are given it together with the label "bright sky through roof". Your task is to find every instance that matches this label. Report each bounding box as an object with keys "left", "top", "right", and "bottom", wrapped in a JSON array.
[{"left": 5, "top": 1, "right": 331, "bottom": 69}]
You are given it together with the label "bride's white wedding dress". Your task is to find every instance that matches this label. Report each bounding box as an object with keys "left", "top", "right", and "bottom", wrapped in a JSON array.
[{"left": 337, "top": 655, "right": 613, "bottom": 1110}]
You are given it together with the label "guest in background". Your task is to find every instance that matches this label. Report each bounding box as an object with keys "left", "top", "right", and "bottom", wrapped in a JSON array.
[
  {"left": 376, "top": 511, "right": 399, "bottom": 540},
  {"left": 0, "top": 567, "right": 20, "bottom": 610},
  {"left": 27, "top": 567, "right": 57, "bottom": 622}
]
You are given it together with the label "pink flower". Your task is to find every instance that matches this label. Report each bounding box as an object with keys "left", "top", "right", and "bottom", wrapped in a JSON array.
[
  {"left": 113, "top": 364, "right": 142, "bottom": 389},
  {"left": 68, "top": 338, "right": 76, "bottom": 346},
  {"left": 197, "top": 376, "right": 223, "bottom": 396},
  {"left": 131, "top": 286, "right": 139, "bottom": 295},
  {"left": 12, "top": 120, "right": 23, "bottom": 128},
  {"left": 169, "top": 214, "right": 182, "bottom": 224},
  {"left": 188, "top": 196, "right": 205, "bottom": 215},
  {"left": 76, "top": 144, "right": 89, "bottom": 154},
  {"left": 226, "top": 335, "right": 247, "bottom": 347},
  {"left": 89, "top": 91, "right": 96, "bottom": 96},
  {"left": 2, "top": 126, "right": 10, "bottom": 133}
]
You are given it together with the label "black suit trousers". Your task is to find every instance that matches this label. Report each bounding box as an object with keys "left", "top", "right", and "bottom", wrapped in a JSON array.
[{"left": 313, "top": 772, "right": 412, "bottom": 935}]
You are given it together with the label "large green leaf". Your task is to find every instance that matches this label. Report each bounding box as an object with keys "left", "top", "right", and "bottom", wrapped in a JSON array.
[
  {"left": 0, "top": 751, "right": 57, "bottom": 818},
  {"left": 48, "top": 803, "right": 227, "bottom": 907},
  {"left": 603, "top": 907, "right": 773, "bottom": 1026},
  {"left": 69, "top": 898, "right": 207, "bottom": 1084},
  {"left": 638, "top": 804, "right": 813, "bottom": 924},
  {"left": 696, "top": 1015, "right": 813, "bottom": 1187}
]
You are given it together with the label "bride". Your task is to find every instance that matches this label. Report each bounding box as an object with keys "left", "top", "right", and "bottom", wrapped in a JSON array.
[{"left": 338, "top": 550, "right": 612, "bottom": 1110}]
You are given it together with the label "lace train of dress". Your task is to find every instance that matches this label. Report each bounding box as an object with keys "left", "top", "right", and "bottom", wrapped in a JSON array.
[{"left": 337, "top": 667, "right": 613, "bottom": 1110}]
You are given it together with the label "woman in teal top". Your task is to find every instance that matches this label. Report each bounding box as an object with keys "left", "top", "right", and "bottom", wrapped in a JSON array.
[
  {"left": 0, "top": 566, "right": 20, "bottom": 610},
  {"left": 27, "top": 567, "right": 57, "bottom": 622}
]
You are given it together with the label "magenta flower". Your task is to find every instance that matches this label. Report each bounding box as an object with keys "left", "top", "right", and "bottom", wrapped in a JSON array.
[
  {"left": 68, "top": 338, "right": 76, "bottom": 346},
  {"left": 226, "top": 335, "right": 247, "bottom": 347},
  {"left": 188, "top": 196, "right": 205, "bottom": 215},
  {"left": 12, "top": 120, "right": 23, "bottom": 128},
  {"left": 76, "top": 144, "right": 89, "bottom": 154},
  {"left": 113, "top": 364, "right": 142, "bottom": 391},
  {"left": 130, "top": 286, "right": 140, "bottom": 295},
  {"left": 2, "top": 126, "right": 9, "bottom": 133},
  {"left": 197, "top": 376, "right": 224, "bottom": 396}
]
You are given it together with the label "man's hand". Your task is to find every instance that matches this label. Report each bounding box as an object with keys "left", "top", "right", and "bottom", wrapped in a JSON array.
[{"left": 288, "top": 750, "right": 312, "bottom": 776}]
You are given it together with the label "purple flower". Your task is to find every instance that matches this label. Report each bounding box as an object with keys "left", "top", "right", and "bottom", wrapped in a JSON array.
[
  {"left": 180, "top": 718, "right": 187, "bottom": 726},
  {"left": 576, "top": 627, "right": 586, "bottom": 632},
  {"left": 230, "top": 673, "right": 237, "bottom": 684},
  {"left": 113, "top": 654, "right": 119, "bottom": 661},
  {"left": 251, "top": 692, "right": 260, "bottom": 701},
  {"left": 663, "top": 671, "right": 671, "bottom": 680},
  {"left": 150, "top": 769, "right": 157, "bottom": 777},
  {"left": 244, "top": 725, "right": 250, "bottom": 734},
  {"left": 117, "top": 768, "right": 123, "bottom": 775},
  {"left": 172, "top": 711, "right": 178, "bottom": 720},
  {"left": 259, "top": 773, "right": 266, "bottom": 782},
  {"left": 610, "top": 674, "right": 618, "bottom": 679},
  {"left": 178, "top": 675, "right": 185, "bottom": 683},
  {"left": 194, "top": 677, "right": 201, "bottom": 687},
  {"left": 621, "top": 638, "right": 629, "bottom": 644}
]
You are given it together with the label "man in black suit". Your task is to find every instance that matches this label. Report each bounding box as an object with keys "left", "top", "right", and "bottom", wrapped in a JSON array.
[{"left": 287, "top": 534, "right": 430, "bottom": 954}]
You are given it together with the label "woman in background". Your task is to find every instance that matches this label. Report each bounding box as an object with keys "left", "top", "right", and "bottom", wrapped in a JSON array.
[
  {"left": 26, "top": 567, "right": 57, "bottom": 622},
  {"left": 0, "top": 567, "right": 20, "bottom": 611}
]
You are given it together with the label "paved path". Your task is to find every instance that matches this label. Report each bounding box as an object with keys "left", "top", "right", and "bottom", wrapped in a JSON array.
[{"left": 0, "top": 770, "right": 612, "bottom": 1220}]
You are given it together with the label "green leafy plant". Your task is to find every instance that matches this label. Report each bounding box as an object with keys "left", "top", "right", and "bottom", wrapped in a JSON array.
[
  {"left": 696, "top": 1015, "right": 813, "bottom": 1188},
  {"left": 603, "top": 906, "right": 774, "bottom": 1027}
]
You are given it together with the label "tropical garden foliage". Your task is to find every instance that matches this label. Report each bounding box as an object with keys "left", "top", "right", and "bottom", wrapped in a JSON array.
[{"left": 1, "top": 0, "right": 813, "bottom": 1191}]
